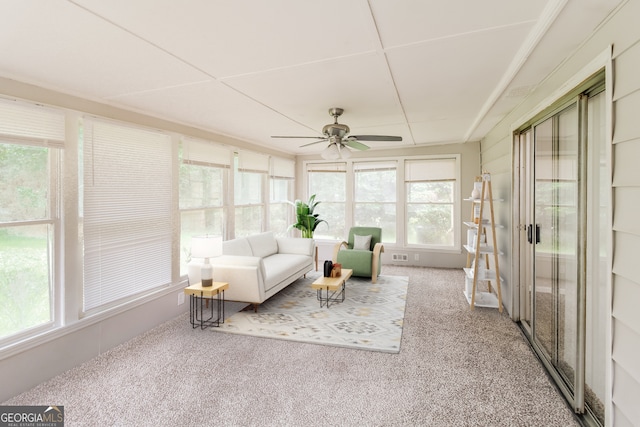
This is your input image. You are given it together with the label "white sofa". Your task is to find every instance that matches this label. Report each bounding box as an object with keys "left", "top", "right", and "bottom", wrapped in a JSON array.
[{"left": 193, "top": 232, "right": 315, "bottom": 310}]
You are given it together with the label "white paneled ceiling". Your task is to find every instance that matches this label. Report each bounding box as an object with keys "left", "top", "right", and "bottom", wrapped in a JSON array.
[{"left": 0, "top": 0, "right": 622, "bottom": 155}]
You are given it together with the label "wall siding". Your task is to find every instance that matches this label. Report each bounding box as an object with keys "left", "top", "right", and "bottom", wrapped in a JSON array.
[
  {"left": 612, "top": 138, "right": 640, "bottom": 186},
  {"left": 611, "top": 13, "right": 640, "bottom": 421},
  {"left": 480, "top": 1, "right": 640, "bottom": 425}
]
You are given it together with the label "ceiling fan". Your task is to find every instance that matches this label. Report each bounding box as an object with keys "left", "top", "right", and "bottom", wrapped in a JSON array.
[{"left": 271, "top": 107, "right": 402, "bottom": 159}]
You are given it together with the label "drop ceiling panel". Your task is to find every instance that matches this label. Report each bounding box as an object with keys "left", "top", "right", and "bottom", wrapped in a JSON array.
[
  {"left": 410, "top": 118, "right": 473, "bottom": 145},
  {"left": 111, "top": 80, "right": 313, "bottom": 148},
  {"left": 388, "top": 22, "right": 534, "bottom": 123},
  {"left": 72, "top": 0, "right": 377, "bottom": 78},
  {"left": 0, "top": 1, "right": 209, "bottom": 99},
  {"left": 370, "top": 0, "right": 546, "bottom": 48},
  {"left": 224, "top": 52, "right": 406, "bottom": 132}
]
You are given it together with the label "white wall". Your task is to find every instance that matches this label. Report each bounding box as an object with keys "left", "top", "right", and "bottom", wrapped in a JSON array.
[{"left": 481, "top": 1, "right": 640, "bottom": 425}]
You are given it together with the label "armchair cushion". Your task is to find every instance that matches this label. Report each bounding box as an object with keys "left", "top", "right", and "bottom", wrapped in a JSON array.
[
  {"left": 347, "top": 227, "right": 382, "bottom": 249},
  {"left": 337, "top": 249, "right": 374, "bottom": 277},
  {"left": 353, "top": 234, "right": 372, "bottom": 250}
]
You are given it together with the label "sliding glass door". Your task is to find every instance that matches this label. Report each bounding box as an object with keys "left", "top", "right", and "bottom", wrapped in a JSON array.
[{"left": 516, "top": 78, "right": 608, "bottom": 426}]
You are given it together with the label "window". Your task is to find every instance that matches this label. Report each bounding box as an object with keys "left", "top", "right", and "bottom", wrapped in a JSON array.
[
  {"left": 269, "top": 157, "right": 295, "bottom": 236},
  {"left": 307, "top": 162, "right": 346, "bottom": 239},
  {"left": 0, "top": 99, "right": 64, "bottom": 340},
  {"left": 234, "top": 151, "right": 268, "bottom": 238},
  {"left": 354, "top": 161, "right": 397, "bottom": 243},
  {"left": 405, "top": 157, "right": 459, "bottom": 248},
  {"left": 179, "top": 138, "right": 230, "bottom": 275},
  {"left": 81, "top": 118, "right": 172, "bottom": 313}
]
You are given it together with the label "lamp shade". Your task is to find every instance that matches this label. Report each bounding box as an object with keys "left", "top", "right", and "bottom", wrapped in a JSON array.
[{"left": 191, "top": 235, "right": 223, "bottom": 259}]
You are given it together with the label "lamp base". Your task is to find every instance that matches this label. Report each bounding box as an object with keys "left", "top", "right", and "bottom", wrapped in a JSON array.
[{"left": 202, "top": 278, "right": 213, "bottom": 287}]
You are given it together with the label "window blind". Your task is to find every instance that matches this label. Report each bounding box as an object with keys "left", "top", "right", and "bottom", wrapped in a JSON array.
[
  {"left": 0, "top": 98, "right": 65, "bottom": 148},
  {"left": 181, "top": 137, "right": 231, "bottom": 168},
  {"left": 237, "top": 150, "right": 269, "bottom": 173},
  {"left": 354, "top": 161, "right": 397, "bottom": 173},
  {"left": 270, "top": 156, "right": 295, "bottom": 178},
  {"left": 405, "top": 158, "right": 456, "bottom": 182},
  {"left": 82, "top": 118, "right": 172, "bottom": 312},
  {"left": 306, "top": 162, "right": 346, "bottom": 173}
]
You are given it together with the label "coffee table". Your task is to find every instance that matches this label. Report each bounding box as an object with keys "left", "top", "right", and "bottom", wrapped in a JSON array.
[{"left": 311, "top": 268, "right": 353, "bottom": 308}]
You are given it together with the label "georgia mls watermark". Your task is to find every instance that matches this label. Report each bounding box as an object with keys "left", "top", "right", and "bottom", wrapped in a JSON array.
[{"left": 0, "top": 406, "right": 64, "bottom": 427}]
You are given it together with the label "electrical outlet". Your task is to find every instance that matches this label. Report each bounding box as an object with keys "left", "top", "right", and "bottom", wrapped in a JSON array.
[
  {"left": 414, "top": 253, "right": 419, "bottom": 261},
  {"left": 178, "top": 292, "right": 185, "bottom": 305}
]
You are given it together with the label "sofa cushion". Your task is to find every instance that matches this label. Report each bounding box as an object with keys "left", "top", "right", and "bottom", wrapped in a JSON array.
[
  {"left": 262, "top": 253, "right": 311, "bottom": 291},
  {"left": 247, "top": 231, "right": 278, "bottom": 258},
  {"left": 223, "top": 237, "right": 253, "bottom": 256},
  {"left": 276, "top": 237, "right": 315, "bottom": 257}
]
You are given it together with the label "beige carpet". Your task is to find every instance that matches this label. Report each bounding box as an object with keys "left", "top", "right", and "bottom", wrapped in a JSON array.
[{"left": 3, "top": 266, "right": 579, "bottom": 426}]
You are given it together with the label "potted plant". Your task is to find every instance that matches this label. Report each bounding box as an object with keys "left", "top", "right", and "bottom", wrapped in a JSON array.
[{"left": 289, "top": 194, "right": 326, "bottom": 238}]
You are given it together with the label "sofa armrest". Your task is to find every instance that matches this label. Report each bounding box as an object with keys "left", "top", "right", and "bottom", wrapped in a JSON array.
[
  {"left": 210, "top": 255, "right": 266, "bottom": 303},
  {"left": 276, "top": 237, "right": 315, "bottom": 257}
]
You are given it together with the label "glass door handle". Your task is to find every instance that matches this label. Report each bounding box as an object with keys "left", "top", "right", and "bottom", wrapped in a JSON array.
[{"left": 527, "top": 224, "right": 541, "bottom": 244}]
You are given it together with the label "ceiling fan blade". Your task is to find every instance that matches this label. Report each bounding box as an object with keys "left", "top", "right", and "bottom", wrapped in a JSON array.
[
  {"left": 300, "top": 138, "right": 328, "bottom": 147},
  {"left": 344, "top": 139, "right": 370, "bottom": 151},
  {"left": 350, "top": 135, "right": 403, "bottom": 142},
  {"left": 271, "top": 135, "right": 324, "bottom": 139}
]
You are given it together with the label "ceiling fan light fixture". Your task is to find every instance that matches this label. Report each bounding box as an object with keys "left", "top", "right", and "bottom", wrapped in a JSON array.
[
  {"left": 321, "top": 143, "right": 340, "bottom": 160},
  {"left": 338, "top": 143, "right": 351, "bottom": 159}
]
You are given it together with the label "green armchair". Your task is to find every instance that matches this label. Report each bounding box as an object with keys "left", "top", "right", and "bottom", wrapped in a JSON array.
[{"left": 332, "top": 227, "right": 384, "bottom": 283}]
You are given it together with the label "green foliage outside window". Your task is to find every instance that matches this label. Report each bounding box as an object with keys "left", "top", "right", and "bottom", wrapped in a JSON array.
[
  {"left": 407, "top": 181, "right": 454, "bottom": 246},
  {"left": 0, "top": 143, "right": 52, "bottom": 339}
]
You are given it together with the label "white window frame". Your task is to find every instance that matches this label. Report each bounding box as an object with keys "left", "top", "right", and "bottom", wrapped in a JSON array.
[
  {"left": 233, "top": 150, "right": 268, "bottom": 238},
  {"left": 0, "top": 98, "right": 64, "bottom": 344},
  {"left": 404, "top": 155, "right": 461, "bottom": 251},
  {"left": 178, "top": 137, "right": 231, "bottom": 275},
  {"left": 269, "top": 156, "right": 295, "bottom": 237},
  {"left": 353, "top": 160, "right": 398, "bottom": 244},
  {"left": 305, "top": 162, "right": 347, "bottom": 240}
]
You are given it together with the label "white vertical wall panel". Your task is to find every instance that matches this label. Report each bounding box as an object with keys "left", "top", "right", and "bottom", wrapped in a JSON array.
[
  {"left": 612, "top": 188, "right": 640, "bottom": 235},
  {"left": 610, "top": 22, "right": 640, "bottom": 420},
  {"left": 613, "top": 40, "right": 640, "bottom": 98},
  {"left": 612, "top": 138, "right": 640, "bottom": 186},
  {"left": 612, "top": 275, "right": 640, "bottom": 335},
  {"left": 611, "top": 90, "right": 640, "bottom": 143},
  {"left": 611, "top": 318, "right": 640, "bottom": 386},
  {"left": 612, "top": 407, "right": 634, "bottom": 427},
  {"left": 612, "top": 360, "right": 640, "bottom": 425}
]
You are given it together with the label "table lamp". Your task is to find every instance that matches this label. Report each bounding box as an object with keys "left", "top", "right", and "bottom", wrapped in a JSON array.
[{"left": 191, "top": 235, "right": 223, "bottom": 287}]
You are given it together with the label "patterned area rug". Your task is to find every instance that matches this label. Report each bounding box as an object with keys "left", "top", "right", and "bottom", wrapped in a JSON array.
[{"left": 216, "top": 272, "right": 409, "bottom": 353}]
